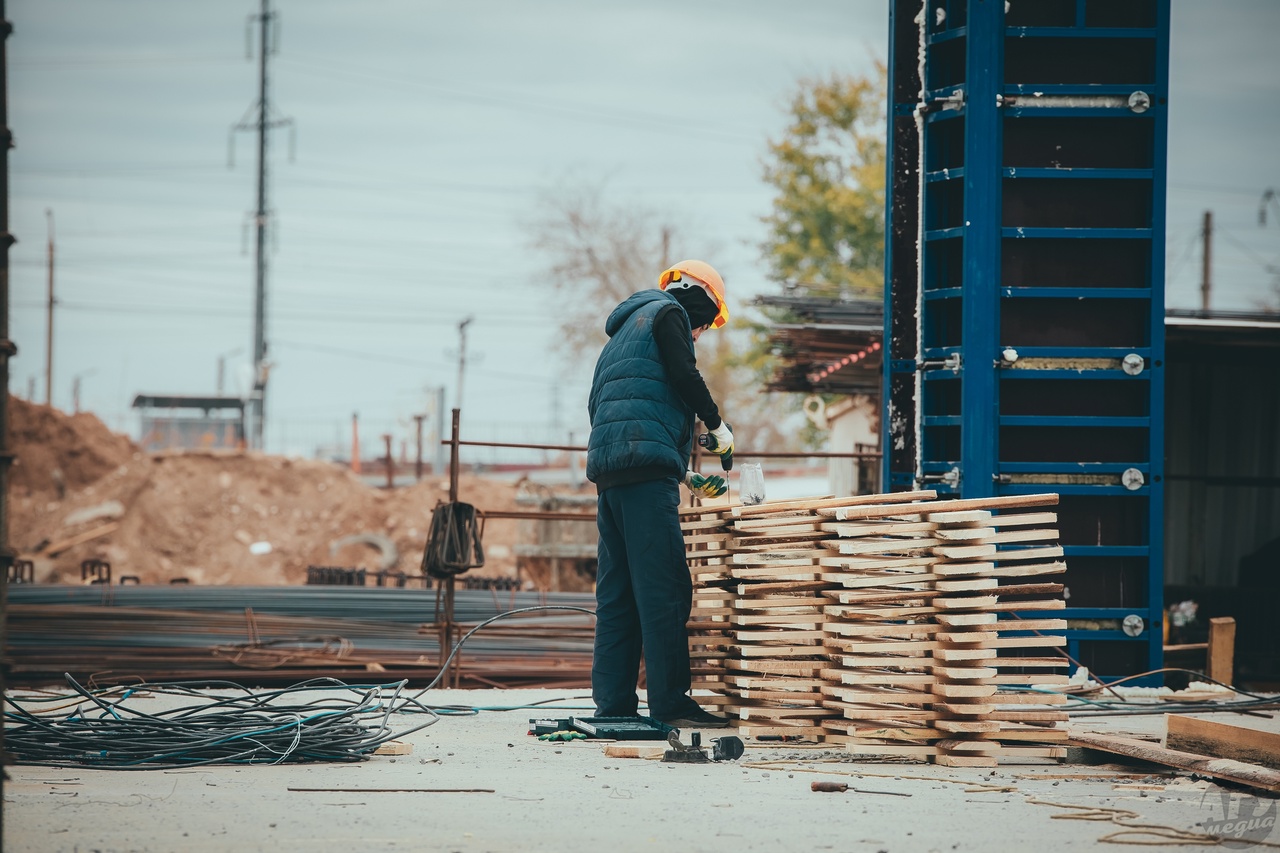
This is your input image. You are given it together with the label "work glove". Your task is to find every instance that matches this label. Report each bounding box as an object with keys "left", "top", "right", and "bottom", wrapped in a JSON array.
[
  {"left": 684, "top": 471, "right": 727, "bottom": 499},
  {"left": 705, "top": 422, "right": 734, "bottom": 459},
  {"left": 538, "top": 730, "right": 587, "bottom": 742}
]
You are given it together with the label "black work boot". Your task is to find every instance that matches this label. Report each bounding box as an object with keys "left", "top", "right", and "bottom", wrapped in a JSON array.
[{"left": 660, "top": 707, "right": 731, "bottom": 729}]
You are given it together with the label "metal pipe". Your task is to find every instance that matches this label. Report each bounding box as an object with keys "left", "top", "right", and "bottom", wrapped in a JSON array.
[{"left": 440, "top": 438, "right": 881, "bottom": 460}]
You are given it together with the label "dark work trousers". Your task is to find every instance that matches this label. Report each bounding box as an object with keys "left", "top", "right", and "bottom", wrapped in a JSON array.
[{"left": 591, "top": 476, "right": 701, "bottom": 720}]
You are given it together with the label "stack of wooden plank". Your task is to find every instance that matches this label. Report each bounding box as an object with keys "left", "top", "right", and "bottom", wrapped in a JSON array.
[
  {"left": 682, "top": 490, "right": 1071, "bottom": 765},
  {"left": 682, "top": 502, "right": 738, "bottom": 707}
]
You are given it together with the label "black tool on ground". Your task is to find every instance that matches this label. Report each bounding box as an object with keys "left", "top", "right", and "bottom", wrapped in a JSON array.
[
  {"left": 697, "top": 422, "right": 733, "bottom": 471},
  {"left": 422, "top": 501, "right": 485, "bottom": 579},
  {"left": 528, "top": 716, "right": 674, "bottom": 740},
  {"left": 661, "top": 730, "right": 745, "bottom": 763}
]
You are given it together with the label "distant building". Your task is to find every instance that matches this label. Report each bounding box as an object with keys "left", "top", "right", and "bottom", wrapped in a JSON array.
[{"left": 131, "top": 394, "right": 246, "bottom": 451}]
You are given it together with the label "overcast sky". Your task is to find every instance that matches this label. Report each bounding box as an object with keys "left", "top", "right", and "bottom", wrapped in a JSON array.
[{"left": 8, "top": 0, "right": 1279, "bottom": 457}]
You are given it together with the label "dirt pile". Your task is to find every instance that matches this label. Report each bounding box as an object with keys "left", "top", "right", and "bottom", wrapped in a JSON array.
[
  {"left": 8, "top": 400, "right": 527, "bottom": 585},
  {"left": 7, "top": 396, "right": 138, "bottom": 497}
]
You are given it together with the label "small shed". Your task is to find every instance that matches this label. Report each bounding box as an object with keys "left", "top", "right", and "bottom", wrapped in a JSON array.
[{"left": 131, "top": 394, "right": 247, "bottom": 451}]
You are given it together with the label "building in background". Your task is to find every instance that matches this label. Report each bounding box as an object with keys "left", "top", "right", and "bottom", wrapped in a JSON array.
[{"left": 132, "top": 394, "right": 246, "bottom": 452}]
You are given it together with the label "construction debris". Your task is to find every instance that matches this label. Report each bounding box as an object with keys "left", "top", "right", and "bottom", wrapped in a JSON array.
[{"left": 9, "top": 396, "right": 532, "bottom": 584}]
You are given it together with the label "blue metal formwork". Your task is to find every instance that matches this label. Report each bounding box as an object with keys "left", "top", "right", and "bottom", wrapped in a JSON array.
[{"left": 884, "top": 0, "right": 1169, "bottom": 681}]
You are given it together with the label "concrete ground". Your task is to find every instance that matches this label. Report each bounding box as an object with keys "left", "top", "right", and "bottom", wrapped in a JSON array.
[{"left": 4, "top": 687, "right": 1278, "bottom": 852}]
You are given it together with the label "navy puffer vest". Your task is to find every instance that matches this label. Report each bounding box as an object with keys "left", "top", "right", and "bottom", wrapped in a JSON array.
[{"left": 586, "top": 290, "right": 694, "bottom": 488}]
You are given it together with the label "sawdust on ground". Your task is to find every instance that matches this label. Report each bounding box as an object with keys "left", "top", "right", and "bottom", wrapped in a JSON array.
[{"left": 8, "top": 397, "right": 532, "bottom": 585}]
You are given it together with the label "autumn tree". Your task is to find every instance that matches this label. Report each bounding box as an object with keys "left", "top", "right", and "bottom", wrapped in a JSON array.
[{"left": 760, "top": 68, "right": 888, "bottom": 298}]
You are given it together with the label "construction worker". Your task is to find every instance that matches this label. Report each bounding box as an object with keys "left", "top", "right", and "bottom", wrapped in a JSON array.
[{"left": 586, "top": 259, "right": 735, "bottom": 729}]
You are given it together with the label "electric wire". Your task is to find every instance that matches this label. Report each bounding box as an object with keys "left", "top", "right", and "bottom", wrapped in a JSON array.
[{"left": 3, "top": 604, "right": 597, "bottom": 769}]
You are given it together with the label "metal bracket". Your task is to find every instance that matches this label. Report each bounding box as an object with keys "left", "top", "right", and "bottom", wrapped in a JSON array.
[
  {"left": 921, "top": 467, "right": 960, "bottom": 488},
  {"left": 920, "top": 353, "right": 962, "bottom": 374}
]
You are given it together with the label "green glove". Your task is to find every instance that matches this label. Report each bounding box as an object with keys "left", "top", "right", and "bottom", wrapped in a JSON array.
[
  {"left": 706, "top": 422, "right": 734, "bottom": 459},
  {"left": 684, "top": 471, "right": 727, "bottom": 499},
  {"left": 538, "top": 730, "right": 587, "bottom": 742}
]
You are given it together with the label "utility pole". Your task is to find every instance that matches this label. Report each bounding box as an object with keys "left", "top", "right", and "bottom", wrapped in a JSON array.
[
  {"left": 44, "top": 208, "right": 53, "bottom": 405},
  {"left": 455, "top": 316, "right": 473, "bottom": 412},
  {"left": 1201, "top": 210, "right": 1213, "bottom": 313},
  {"left": 1, "top": 0, "right": 16, "bottom": 814},
  {"left": 231, "top": 0, "right": 292, "bottom": 450},
  {"left": 413, "top": 414, "right": 425, "bottom": 481},
  {"left": 435, "top": 386, "right": 446, "bottom": 474}
]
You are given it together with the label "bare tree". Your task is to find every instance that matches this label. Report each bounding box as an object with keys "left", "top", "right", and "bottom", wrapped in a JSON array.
[
  {"left": 528, "top": 178, "right": 798, "bottom": 453},
  {"left": 528, "top": 180, "right": 681, "bottom": 356}
]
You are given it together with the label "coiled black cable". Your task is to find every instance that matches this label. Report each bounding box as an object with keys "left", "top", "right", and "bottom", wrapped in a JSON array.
[{"left": 3, "top": 604, "right": 597, "bottom": 769}]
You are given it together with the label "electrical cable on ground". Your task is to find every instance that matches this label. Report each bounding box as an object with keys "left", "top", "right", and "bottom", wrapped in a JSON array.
[{"left": 3, "top": 603, "right": 597, "bottom": 769}]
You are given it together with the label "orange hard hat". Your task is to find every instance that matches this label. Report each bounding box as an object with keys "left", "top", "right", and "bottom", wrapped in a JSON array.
[{"left": 658, "top": 259, "right": 729, "bottom": 329}]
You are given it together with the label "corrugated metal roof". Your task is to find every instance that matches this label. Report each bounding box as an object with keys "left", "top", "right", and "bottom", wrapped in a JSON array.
[{"left": 755, "top": 295, "right": 884, "bottom": 394}]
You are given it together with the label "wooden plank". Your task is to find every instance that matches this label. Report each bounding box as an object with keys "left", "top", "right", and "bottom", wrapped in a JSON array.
[
  {"left": 823, "top": 571, "right": 940, "bottom": 590},
  {"left": 680, "top": 518, "right": 733, "bottom": 531},
  {"left": 981, "top": 528, "right": 1060, "bottom": 545},
  {"left": 933, "top": 595, "right": 1000, "bottom": 610},
  {"left": 727, "top": 659, "right": 826, "bottom": 675},
  {"left": 925, "top": 494, "right": 1060, "bottom": 512},
  {"left": 989, "top": 710, "right": 1068, "bottom": 722},
  {"left": 732, "top": 705, "right": 833, "bottom": 720},
  {"left": 733, "top": 490, "right": 937, "bottom": 518},
  {"left": 829, "top": 655, "right": 932, "bottom": 668},
  {"left": 1165, "top": 715, "right": 1280, "bottom": 772},
  {"left": 993, "top": 545, "right": 1065, "bottom": 562},
  {"left": 679, "top": 502, "right": 741, "bottom": 517},
  {"left": 731, "top": 550, "right": 827, "bottom": 565},
  {"left": 823, "top": 520, "right": 937, "bottom": 538},
  {"left": 733, "top": 596, "right": 825, "bottom": 610},
  {"left": 935, "top": 612, "right": 998, "bottom": 626},
  {"left": 1068, "top": 731, "right": 1280, "bottom": 794},
  {"left": 736, "top": 580, "right": 829, "bottom": 596},
  {"left": 935, "top": 578, "right": 999, "bottom": 592},
  {"left": 938, "top": 634, "right": 1065, "bottom": 649},
  {"left": 928, "top": 561, "right": 997, "bottom": 577},
  {"left": 729, "top": 567, "right": 822, "bottom": 581},
  {"left": 926, "top": 510, "right": 992, "bottom": 524},
  {"left": 734, "top": 689, "right": 824, "bottom": 702},
  {"left": 734, "top": 628, "right": 826, "bottom": 641},
  {"left": 732, "top": 519, "right": 823, "bottom": 534},
  {"left": 987, "top": 561, "right": 1067, "bottom": 578},
  {"left": 988, "top": 512, "right": 1057, "bottom": 528},
  {"left": 934, "top": 526, "right": 997, "bottom": 541},
  {"left": 827, "top": 538, "right": 941, "bottom": 556},
  {"left": 1207, "top": 617, "right": 1236, "bottom": 686},
  {"left": 732, "top": 530, "right": 832, "bottom": 546},
  {"left": 373, "top": 740, "right": 413, "bottom": 755},
  {"left": 42, "top": 522, "right": 120, "bottom": 557},
  {"left": 987, "top": 599, "right": 1065, "bottom": 613},
  {"left": 836, "top": 672, "right": 935, "bottom": 686},
  {"left": 824, "top": 622, "right": 940, "bottom": 637},
  {"left": 726, "top": 676, "right": 825, "bottom": 690},
  {"left": 843, "top": 743, "right": 939, "bottom": 757},
  {"left": 819, "top": 554, "right": 939, "bottom": 571},
  {"left": 933, "top": 543, "right": 998, "bottom": 560},
  {"left": 731, "top": 613, "right": 824, "bottom": 625}
]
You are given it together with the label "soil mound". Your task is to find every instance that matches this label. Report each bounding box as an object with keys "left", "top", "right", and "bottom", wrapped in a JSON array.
[
  {"left": 7, "top": 399, "right": 528, "bottom": 585},
  {"left": 7, "top": 396, "right": 138, "bottom": 497}
]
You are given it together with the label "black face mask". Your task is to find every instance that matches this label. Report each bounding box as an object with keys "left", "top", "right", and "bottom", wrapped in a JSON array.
[{"left": 668, "top": 285, "right": 719, "bottom": 330}]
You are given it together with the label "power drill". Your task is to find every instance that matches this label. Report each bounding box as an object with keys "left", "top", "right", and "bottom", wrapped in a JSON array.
[{"left": 697, "top": 422, "right": 733, "bottom": 472}]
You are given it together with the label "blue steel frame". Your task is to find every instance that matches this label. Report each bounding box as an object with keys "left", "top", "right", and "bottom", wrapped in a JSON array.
[{"left": 883, "top": 0, "right": 1170, "bottom": 682}]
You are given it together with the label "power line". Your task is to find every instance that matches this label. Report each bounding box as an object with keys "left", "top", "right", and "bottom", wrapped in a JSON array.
[
  {"left": 278, "top": 55, "right": 758, "bottom": 145},
  {"left": 10, "top": 299, "right": 538, "bottom": 327}
]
